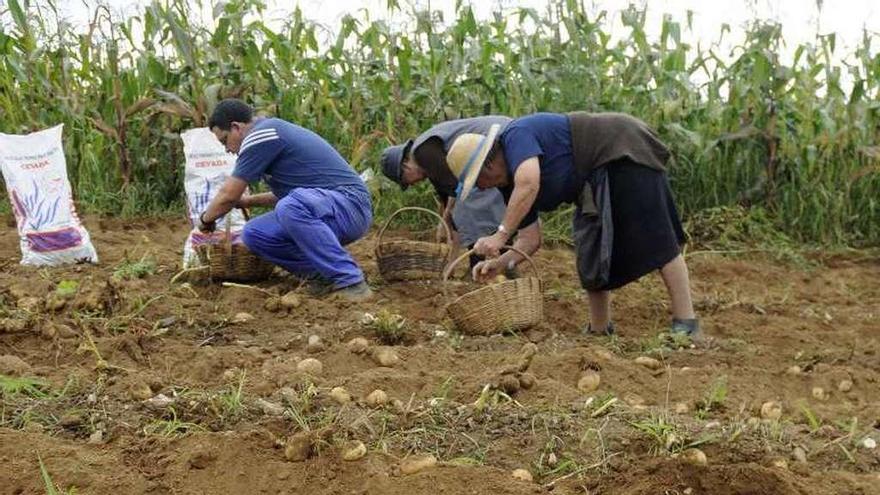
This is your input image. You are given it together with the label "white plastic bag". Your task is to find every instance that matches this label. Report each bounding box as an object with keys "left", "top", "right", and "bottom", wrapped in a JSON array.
[
  {"left": 181, "top": 128, "right": 247, "bottom": 268},
  {"left": 0, "top": 124, "right": 98, "bottom": 266}
]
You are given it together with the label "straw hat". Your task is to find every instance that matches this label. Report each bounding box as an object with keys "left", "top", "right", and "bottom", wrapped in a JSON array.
[{"left": 446, "top": 124, "right": 501, "bottom": 202}]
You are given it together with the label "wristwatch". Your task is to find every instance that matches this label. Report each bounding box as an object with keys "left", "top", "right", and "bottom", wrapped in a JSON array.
[{"left": 497, "top": 223, "right": 510, "bottom": 236}]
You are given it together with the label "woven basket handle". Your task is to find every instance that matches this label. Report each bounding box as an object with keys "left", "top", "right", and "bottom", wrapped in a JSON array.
[
  {"left": 375, "top": 206, "right": 453, "bottom": 260},
  {"left": 441, "top": 245, "right": 542, "bottom": 295}
]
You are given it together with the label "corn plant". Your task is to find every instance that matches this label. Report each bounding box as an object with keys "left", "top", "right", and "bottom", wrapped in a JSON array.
[{"left": 0, "top": 0, "right": 876, "bottom": 243}]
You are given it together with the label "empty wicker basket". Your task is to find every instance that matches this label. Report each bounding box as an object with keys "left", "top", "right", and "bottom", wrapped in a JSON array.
[
  {"left": 375, "top": 207, "right": 453, "bottom": 282},
  {"left": 442, "top": 246, "right": 543, "bottom": 335},
  {"left": 194, "top": 209, "right": 274, "bottom": 282}
]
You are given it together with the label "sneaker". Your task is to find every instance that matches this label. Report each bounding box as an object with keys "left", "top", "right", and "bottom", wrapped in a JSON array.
[
  {"left": 670, "top": 318, "right": 700, "bottom": 338},
  {"left": 582, "top": 321, "right": 615, "bottom": 336},
  {"left": 328, "top": 281, "right": 374, "bottom": 302}
]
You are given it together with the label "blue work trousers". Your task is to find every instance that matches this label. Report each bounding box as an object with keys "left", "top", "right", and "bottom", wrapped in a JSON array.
[{"left": 242, "top": 187, "right": 372, "bottom": 288}]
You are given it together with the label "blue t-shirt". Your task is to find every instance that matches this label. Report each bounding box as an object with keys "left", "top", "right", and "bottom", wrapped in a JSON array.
[
  {"left": 499, "top": 113, "right": 579, "bottom": 228},
  {"left": 232, "top": 118, "right": 366, "bottom": 198}
]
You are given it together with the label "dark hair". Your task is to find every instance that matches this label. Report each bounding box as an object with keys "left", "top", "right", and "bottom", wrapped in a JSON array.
[{"left": 208, "top": 99, "right": 254, "bottom": 130}]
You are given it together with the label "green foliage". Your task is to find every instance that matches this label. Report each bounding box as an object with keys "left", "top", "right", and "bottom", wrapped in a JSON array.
[
  {"left": 361, "top": 308, "right": 407, "bottom": 345},
  {"left": 54, "top": 280, "right": 79, "bottom": 298},
  {"left": 112, "top": 255, "right": 157, "bottom": 280},
  {"left": 0, "top": 374, "right": 49, "bottom": 399},
  {"left": 695, "top": 376, "right": 728, "bottom": 419},
  {"left": 0, "top": 1, "right": 878, "bottom": 244}
]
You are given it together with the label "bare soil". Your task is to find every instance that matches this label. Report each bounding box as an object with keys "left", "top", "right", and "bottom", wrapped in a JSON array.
[{"left": 0, "top": 216, "right": 878, "bottom": 495}]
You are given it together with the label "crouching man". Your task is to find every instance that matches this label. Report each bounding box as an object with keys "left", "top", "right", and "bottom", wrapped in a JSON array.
[{"left": 199, "top": 99, "right": 373, "bottom": 301}]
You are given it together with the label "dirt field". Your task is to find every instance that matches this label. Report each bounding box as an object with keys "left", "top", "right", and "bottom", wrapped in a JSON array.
[{"left": 0, "top": 216, "right": 878, "bottom": 495}]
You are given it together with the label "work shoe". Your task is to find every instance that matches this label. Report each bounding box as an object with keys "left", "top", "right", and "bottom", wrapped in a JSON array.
[
  {"left": 328, "top": 281, "right": 374, "bottom": 302},
  {"left": 670, "top": 318, "right": 701, "bottom": 339},
  {"left": 582, "top": 321, "right": 615, "bottom": 336}
]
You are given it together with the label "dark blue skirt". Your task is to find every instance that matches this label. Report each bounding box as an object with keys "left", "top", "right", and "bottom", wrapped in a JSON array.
[{"left": 574, "top": 159, "right": 685, "bottom": 291}]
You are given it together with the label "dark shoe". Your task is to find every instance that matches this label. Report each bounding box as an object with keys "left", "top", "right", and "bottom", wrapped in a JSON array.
[
  {"left": 582, "top": 321, "right": 615, "bottom": 336},
  {"left": 670, "top": 318, "right": 700, "bottom": 337},
  {"left": 327, "top": 281, "right": 374, "bottom": 302}
]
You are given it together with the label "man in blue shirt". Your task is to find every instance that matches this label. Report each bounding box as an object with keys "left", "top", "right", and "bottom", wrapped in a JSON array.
[
  {"left": 446, "top": 112, "right": 699, "bottom": 338},
  {"left": 198, "top": 99, "right": 373, "bottom": 301}
]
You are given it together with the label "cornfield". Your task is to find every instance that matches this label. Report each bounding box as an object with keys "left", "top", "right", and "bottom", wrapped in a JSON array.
[{"left": 0, "top": 0, "right": 878, "bottom": 244}]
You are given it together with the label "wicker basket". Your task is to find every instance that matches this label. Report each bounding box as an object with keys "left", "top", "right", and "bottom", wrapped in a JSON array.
[
  {"left": 194, "top": 209, "right": 274, "bottom": 283},
  {"left": 375, "top": 207, "right": 453, "bottom": 282},
  {"left": 442, "top": 246, "right": 543, "bottom": 335}
]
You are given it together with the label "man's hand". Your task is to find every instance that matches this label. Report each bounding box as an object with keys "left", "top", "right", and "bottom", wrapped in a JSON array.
[
  {"left": 473, "top": 231, "right": 509, "bottom": 258},
  {"left": 198, "top": 212, "right": 217, "bottom": 233},
  {"left": 472, "top": 258, "right": 504, "bottom": 283}
]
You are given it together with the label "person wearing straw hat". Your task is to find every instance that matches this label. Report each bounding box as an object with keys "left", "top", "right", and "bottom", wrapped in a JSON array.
[
  {"left": 381, "top": 116, "right": 511, "bottom": 267},
  {"left": 198, "top": 99, "right": 373, "bottom": 301},
  {"left": 446, "top": 112, "right": 699, "bottom": 338}
]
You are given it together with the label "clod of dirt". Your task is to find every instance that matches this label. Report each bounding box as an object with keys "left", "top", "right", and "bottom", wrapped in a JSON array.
[
  {"left": 59, "top": 412, "right": 84, "bottom": 428},
  {"left": 547, "top": 453, "right": 558, "bottom": 467},
  {"left": 371, "top": 347, "right": 400, "bottom": 367},
  {"left": 306, "top": 335, "right": 325, "bottom": 354},
  {"left": 365, "top": 389, "right": 388, "bottom": 407},
  {"left": 280, "top": 292, "right": 302, "bottom": 310},
  {"left": 44, "top": 294, "right": 67, "bottom": 312},
  {"left": 264, "top": 297, "right": 282, "bottom": 312},
  {"left": 518, "top": 372, "right": 537, "bottom": 390},
  {"left": 811, "top": 387, "right": 827, "bottom": 400},
  {"left": 188, "top": 449, "right": 218, "bottom": 469},
  {"left": 681, "top": 448, "right": 708, "bottom": 466},
  {"left": 16, "top": 296, "right": 43, "bottom": 313},
  {"left": 341, "top": 440, "right": 366, "bottom": 461},
  {"left": 88, "top": 430, "right": 104, "bottom": 444},
  {"left": 786, "top": 365, "right": 802, "bottom": 375},
  {"left": 497, "top": 375, "right": 520, "bottom": 395},
  {"left": 231, "top": 312, "right": 254, "bottom": 324},
  {"left": 297, "top": 358, "right": 323, "bottom": 375},
  {"left": 399, "top": 454, "right": 437, "bottom": 475},
  {"left": 792, "top": 446, "right": 807, "bottom": 463},
  {"left": 0, "top": 354, "right": 31, "bottom": 376},
  {"left": 511, "top": 469, "right": 533, "bottom": 482},
  {"left": 499, "top": 343, "right": 539, "bottom": 375},
  {"left": 837, "top": 379, "right": 853, "bottom": 392},
  {"left": 760, "top": 401, "right": 783, "bottom": 420},
  {"left": 284, "top": 432, "right": 314, "bottom": 462},
  {"left": 346, "top": 337, "right": 370, "bottom": 354},
  {"left": 634, "top": 356, "right": 661, "bottom": 370},
  {"left": 577, "top": 371, "right": 601, "bottom": 393},
  {"left": 256, "top": 398, "right": 285, "bottom": 416},
  {"left": 128, "top": 381, "right": 154, "bottom": 401},
  {"left": 329, "top": 386, "right": 351, "bottom": 405},
  {"left": 1, "top": 318, "right": 29, "bottom": 333},
  {"left": 674, "top": 402, "right": 690, "bottom": 414}
]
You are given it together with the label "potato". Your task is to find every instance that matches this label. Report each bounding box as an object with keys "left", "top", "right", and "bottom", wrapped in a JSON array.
[
  {"left": 284, "top": 432, "right": 313, "bottom": 462},
  {"left": 511, "top": 469, "right": 533, "bottom": 482},
  {"left": 577, "top": 370, "right": 601, "bottom": 393},
  {"left": 634, "top": 356, "right": 661, "bottom": 370},
  {"left": 296, "top": 358, "right": 323, "bottom": 375},
  {"left": 365, "top": 389, "right": 388, "bottom": 407},
  {"left": 329, "top": 386, "right": 351, "bottom": 405},
  {"left": 346, "top": 337, "right": 370, "bottom": 354},
  {"left": 760, "top": 401, "right": 783, "bottom": 420},
  {"left": 400, "top": 454, "right": 437, "bottom": 475},
  {"left": 341, "top": 440, "right": 366, "bottom": 461},
  {"left": 371, "top": 347, "right": 400, "bottom": 367},
  {"left": 681, "top": 448, "right": 707, "bottom": 466}
]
